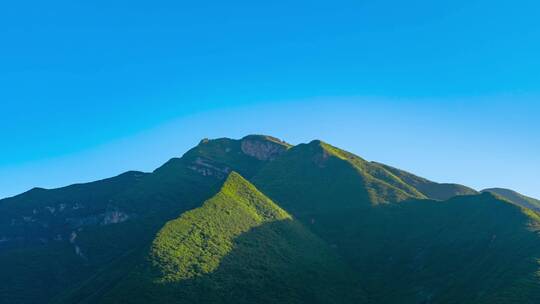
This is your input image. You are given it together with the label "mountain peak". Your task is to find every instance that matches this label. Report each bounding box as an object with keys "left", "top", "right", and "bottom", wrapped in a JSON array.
[
  {"left": 239, "top": 134, "right": 290, "bottom": 161},
  {"left": 148, "top": 171, "right": 291, "bottom": 282}
]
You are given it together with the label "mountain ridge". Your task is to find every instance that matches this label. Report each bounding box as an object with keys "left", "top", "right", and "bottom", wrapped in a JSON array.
[
  {"left": 1, "top": 134, "right": 539, "bottom": 304},
  {"left": 482, "top": 188, "right": 540, "bottom": 211}
]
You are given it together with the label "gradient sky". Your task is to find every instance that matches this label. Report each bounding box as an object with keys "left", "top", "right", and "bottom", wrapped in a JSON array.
[{"left": 1, "top": 0, "right": 539, "bottom": 199}]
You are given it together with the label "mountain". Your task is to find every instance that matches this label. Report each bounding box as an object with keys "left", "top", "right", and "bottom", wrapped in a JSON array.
[
  {"left": 67, "top": 172, "right": 364, "bottom": 303},
  {"left": 482, "top": 188, "right": 540, "bottom": 211},
  {"left": 1, "top": 135, "right": 540, "bottom": 304},
  {"left": 251, "top": 140, "right": 540, "bottom": 303},
  {"left": 1, "top": 135, "right": 288, "bottom": 304}
]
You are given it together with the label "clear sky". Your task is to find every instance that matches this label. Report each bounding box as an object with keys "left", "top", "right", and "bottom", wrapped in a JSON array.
[{"left": 1, "top": 0, "right": 539, "bottom": 199}]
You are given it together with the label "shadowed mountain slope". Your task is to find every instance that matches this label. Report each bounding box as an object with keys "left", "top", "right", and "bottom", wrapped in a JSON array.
[
  {"left": 0, "top": 171, "right": 148, "bottom": 304},
  {"left": 336, "top": 193, "right": 540, "bottom": 303}
]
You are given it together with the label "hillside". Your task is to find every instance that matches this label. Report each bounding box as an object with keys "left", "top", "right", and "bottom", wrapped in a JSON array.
[
  {"left": 482, "top": 188, "right": 540, "bottom": 211},
  {"left": 338, "top": 193, "right": 540, "bottom": 303},
  {"left": 373, "top": 162, "right": 478, "bottom": 200},
  {"left": 0, "top": 171, "right": 148, "bottom": 303}
]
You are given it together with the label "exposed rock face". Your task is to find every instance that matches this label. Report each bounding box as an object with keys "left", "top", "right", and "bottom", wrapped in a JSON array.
[
  {"left": 3, "top": 201, "right": 132, "bottom": 250},
  {"left": 66, "top": 209, "right": 131, "bottom": 227},
  {"left": 101, "top": 210, "right": 129, "bottom": 225},
  {"left": 187, "top": 157, "right": 231, "bottom": 179},
  {"left": 240, "top": 136, "right": 288, "bottom": 161}
]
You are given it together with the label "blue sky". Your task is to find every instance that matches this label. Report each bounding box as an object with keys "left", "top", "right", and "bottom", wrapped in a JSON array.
[{"left": 1, "top": 0, "right": 539, "bottom": 199}]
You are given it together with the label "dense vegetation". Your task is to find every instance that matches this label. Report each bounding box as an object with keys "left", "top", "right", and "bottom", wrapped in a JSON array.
[
  {"left": 90, "top": 172, "right": 364, "bottom": 303},
  {"left": 0, "top": 171, "right": 148, "bottom": 303},
  {"left": 150, "top": 171, "right": 293, "bottom": 283},
  {"left": 251, "top": 140, "right": 540, "bottom": 303},
  {"left": 1, "top": 135, "right": 539, "bottom": 304},
  {"left": 482, "top": 188, "right": 540, "bottom": 211},
  {"left": 374, "top": 162, "right": 479, "bottom": 200}
]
